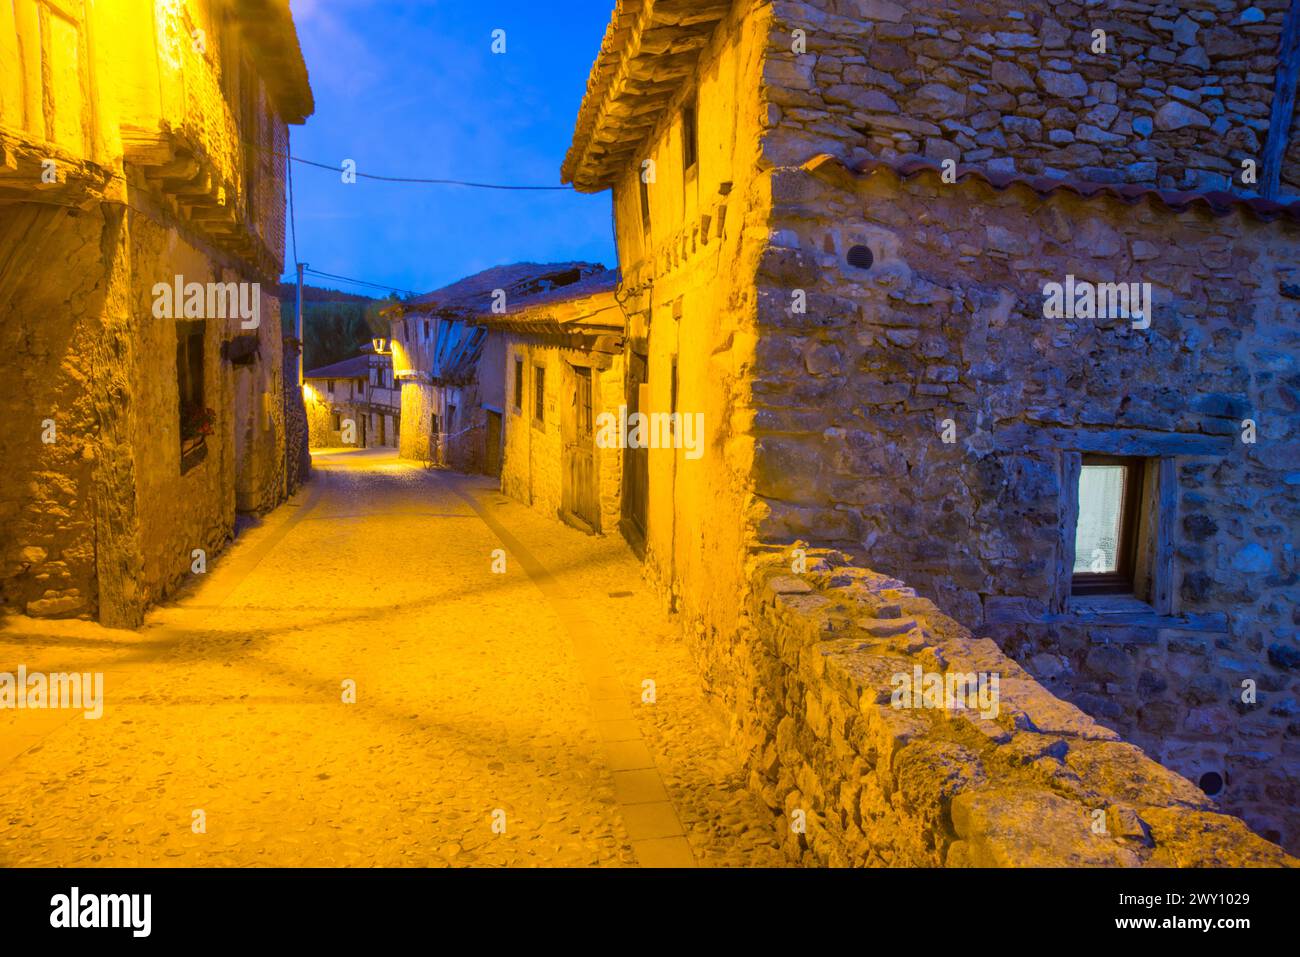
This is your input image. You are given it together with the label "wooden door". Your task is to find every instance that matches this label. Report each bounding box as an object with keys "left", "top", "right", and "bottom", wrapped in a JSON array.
[
  {"left": 622, "top": 351, "right": 648, "bottom": 548},
  {"left": 485, "top": 411, "right": 503, "bottom": 477},
  {"left": 562, "top": 365, "right": 599, "bottom": 531}
]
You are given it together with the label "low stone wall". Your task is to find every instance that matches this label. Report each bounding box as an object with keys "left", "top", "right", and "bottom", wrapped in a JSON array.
[
  {"left": 282, "top": 340, "right": 311, "bottom": 494},
  {"left": 739, "top": 544, "right": 1295, "bottom": 866}
]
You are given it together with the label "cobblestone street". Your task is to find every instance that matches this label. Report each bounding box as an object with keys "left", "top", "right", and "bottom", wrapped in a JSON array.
[{"left": 0, "top": 450, "right": 783, "bottom": 867}]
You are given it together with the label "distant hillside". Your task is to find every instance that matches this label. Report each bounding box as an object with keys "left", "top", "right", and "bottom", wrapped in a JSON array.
[
  {"left": 273, "top": 283, "right": 375, "bottom": 305},
  {"left": 277, "top": 285, "right": 401, "bottom": 372}
]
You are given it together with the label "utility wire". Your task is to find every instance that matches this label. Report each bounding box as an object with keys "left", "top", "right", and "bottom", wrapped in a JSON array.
[
  {"left": 288, "top": 154, "right": 574, "bottom": 190},
  {"left": 302, "top": 267, "right": 418, "bottom": 297},
  {"left": 240, "top": 135, "right": 573, "bottom": 191}
]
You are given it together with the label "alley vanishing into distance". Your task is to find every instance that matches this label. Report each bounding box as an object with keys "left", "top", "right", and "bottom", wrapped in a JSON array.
[{"left": 0, "top": 451, "right": 782, "bottom": 867}]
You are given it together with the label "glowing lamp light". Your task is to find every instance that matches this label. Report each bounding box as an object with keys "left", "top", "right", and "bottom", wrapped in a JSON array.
[{"left": 372, "top": 337, "right": 388, "bottom": 354}]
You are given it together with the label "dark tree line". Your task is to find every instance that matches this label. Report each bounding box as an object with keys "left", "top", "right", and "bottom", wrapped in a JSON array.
[{"left": 277, "top": 285, "right": 403, "bottom": 371}]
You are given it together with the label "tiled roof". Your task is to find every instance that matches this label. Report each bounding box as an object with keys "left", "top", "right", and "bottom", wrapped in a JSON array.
[
  {"left": 400, "top": 262, "right": 609, "bottom": 315},
  {"left": 469, "top": 270, "right": 624, "bottom": 335},
  {"left": 806, "top": 154, "right": 1300, "bottom": 224},
  {"left": 304, "top": 354, "right": 370, "bottom": 379},
  {"left": 489, "top": 268, "right": 620, "bottom": 312}
]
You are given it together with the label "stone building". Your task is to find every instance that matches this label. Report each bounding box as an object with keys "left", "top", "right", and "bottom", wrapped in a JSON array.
[
  {"left": 562, "top": 0, "right": 1300, "bottom": 859},
  {"left": 0, "top": 0, "right": 312, "bottom": 627},
  {"left": 471, "top": 271, "right": 625, "bottom": 534},
  {"left": 303, "top": 344, "right": 400, "bottom": 449},
  {"left": 386, "top": 263, "right": 606, "bottom": 473}
]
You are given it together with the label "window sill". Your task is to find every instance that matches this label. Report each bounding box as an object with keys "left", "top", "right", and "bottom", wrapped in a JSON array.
[
  {"left": 985, "top": 594, "right": 1227, "bottom": 633},
  {"left": 180, "top": 440, "right": 208, "bottom": 475},
  {"left": 1067, "top": 593, "right": 1156, "bottom": 616}
]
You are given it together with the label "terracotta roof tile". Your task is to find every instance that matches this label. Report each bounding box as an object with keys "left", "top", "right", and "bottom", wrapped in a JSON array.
[
  {"left": 806, "top": 154, "right": 1300, "bottom": 224},
  {"left": 304, "top": 354, "right": 370, "bottom": 380},
  {"left": 400, "top": 262, "right": 608, "bottom": 315}
]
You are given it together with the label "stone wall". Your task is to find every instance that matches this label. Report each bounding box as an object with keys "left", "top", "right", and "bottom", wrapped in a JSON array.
[
  {"left": 765, "top": 0, "right": 1300, "bottom": 195},
  {"left": 398, "top": 381, "right": 437, "bottom": 462},
  {"left": 0, "top": 204, "right": 122, "bottom": 622},
  {"left": 128, "top": 216, "right": 220, "bottom": 605},
  {"left": 2, "top": 199, "right": 290, "bottom": 623},
  {"left": 305, "top": 374, "right": 398, "bottom": 452},
  {"left": 282, "top": 339, "right": 311, "bottom": 494},
  {"left": 560, "top": 0, "right": 1300, "bottom": 863},
  {"left": 308, "top": 392, "right": 366, "bottom": 449},
  {"left": 748, "top": 157, "right": 1300, "bottom": 849},
  {"left": 437, "top": 382, "right": 484, "bottom": 474},
  {"left": 740, "top": 545, "right": 1295, "bottom": 866}
]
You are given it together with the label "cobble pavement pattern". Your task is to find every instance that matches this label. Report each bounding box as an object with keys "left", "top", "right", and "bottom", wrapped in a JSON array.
[{"left": 0, "top": 449, "right": 783, "bottom": 867}]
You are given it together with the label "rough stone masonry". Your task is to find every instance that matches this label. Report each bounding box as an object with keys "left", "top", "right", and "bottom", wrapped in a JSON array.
[
  {"left": 559, "top": 0, "right": 1300, "bottom": 862},
  {"left": 744, "top": 0, "right": 1300, "bottom": 855}
]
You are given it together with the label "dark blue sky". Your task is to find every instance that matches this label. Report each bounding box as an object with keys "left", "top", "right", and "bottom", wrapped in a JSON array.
[{"left": 285, "top": 0, "right": 617, "bottom": 297}]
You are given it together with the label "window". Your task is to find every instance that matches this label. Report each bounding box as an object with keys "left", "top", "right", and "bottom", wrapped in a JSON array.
[
  {"left": 575, "top": 368, "right": 593, "bottom": 438},
  {"left": 446, "top": 403, "right": 457, "bottom": 431},
  {"left": 424, "top": 320, "right": 430, "bottom": 339},
  {"left": 331, "top": 412, "right": 341, "bottom": 431},
  {"left": 1072, "top": 456, "right": 1145, "bottom": 596},
  {"left": 328, "top": 378, "right": 335, "bottom": 396},
  {"left": 513, "top": 357, "right": 524, "bottom": 414},
  {"left": 177, "top": 321, "right": 208, "bottom": 472},
  {"left": 638, "top": 170, "right": 651, "bottom": 235},
  {"left": 358, "top": 379, "right": 365, "bottom": 397},
  {"left": 534, "top": 364, "right": 546, "bottom": 426},
  {"left": 669, "top": 358, "right": 679, "bottom": 441},
  {"left": 682, "top": 98, "right": 698, "bottom": 173}
]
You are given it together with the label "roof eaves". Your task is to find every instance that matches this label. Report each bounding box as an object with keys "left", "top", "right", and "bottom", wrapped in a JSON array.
[
  {"left": 805, "top": 154, "right": 1300, "bottom": 225},
  {"left": 231, "top": 0, "right": 315, "bottom": 124},
  {"left": 303, "top": 353, "right": 374, "bottom": 379},
  {"left": 562, "top": 0, "right": 732, "bottom": 192}
]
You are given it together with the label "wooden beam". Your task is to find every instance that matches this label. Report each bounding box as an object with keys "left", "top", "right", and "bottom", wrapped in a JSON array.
[
  {"left": 1152, "top": 457, "right": 1177, "bottom": 615},
  {"left": 1262, "top": 0, "right": 1300, "bottom": 199},
  {"left": 1051, "top": 451, "right": 1081, "bottom": 614},
  {"left": 997, "top": 423, "right": 1234, "bottom": 457}
]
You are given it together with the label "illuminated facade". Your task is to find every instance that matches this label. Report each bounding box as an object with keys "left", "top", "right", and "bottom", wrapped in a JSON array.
[
  {"left": 303, "top": 346, "right": 400, "bottom": 449},
  {"left": 0, "top": 0, "right": 313, "bottom": 626},
  {"left": 386, "top": 263, "right": 605, "bottom": 473},
  {"left": 472, "top": 271, "right": 624, "bottom": 534}
]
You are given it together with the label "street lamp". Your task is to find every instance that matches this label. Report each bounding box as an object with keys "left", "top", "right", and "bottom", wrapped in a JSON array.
[{"left": 372, "top": 336, "right": 388, "bottom": 355}]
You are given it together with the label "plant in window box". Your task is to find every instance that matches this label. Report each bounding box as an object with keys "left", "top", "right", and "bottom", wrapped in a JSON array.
[{"left": 181, "top": 404, "right": 216, "bottom": 451}]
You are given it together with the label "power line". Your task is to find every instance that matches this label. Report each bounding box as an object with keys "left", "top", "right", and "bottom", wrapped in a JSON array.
[
  {"left": 301, "top": 267, "right": 417, "bottom": 297},
  {"left": 289, "top": 154, "right": 575, "bottom": 191},
  {"left": 241, "top": 135, "right": 573, "bottom": 191}
]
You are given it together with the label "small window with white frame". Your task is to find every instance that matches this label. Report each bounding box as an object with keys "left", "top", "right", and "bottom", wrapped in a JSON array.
[{"left": 1072, "top": 455, "right": 1145, "bottom": 595}]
